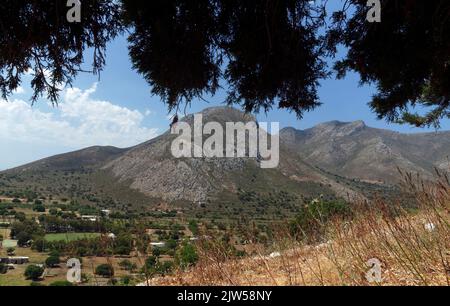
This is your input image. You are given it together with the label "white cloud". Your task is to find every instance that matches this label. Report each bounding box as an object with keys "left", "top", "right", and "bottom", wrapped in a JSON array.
[
  {"left": 0, "top": 84, "right": 159, "bottom": 150},
  {"left": 13, "top": 86, "right": 25, "bottom": 94}
]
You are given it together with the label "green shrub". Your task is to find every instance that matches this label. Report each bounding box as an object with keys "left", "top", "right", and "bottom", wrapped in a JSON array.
[
  {"left": 6, "top": 247, "right": 15, "bottom": 256},
  {"left": 118, "top": 259, "right": 136, "bottom": 272},
  {"left": 0, "top": 263, "right": 8, "bottom": 274},
  {"left": 24, "top": 265, "right": 44, "bottom": 281},
  {"left": 175, "top": 243, "right": 199, "bottom": 268},
  {"left": 95, "top": 264, "right": 114, "bottom": 278},
  {"left": 45, "top": 255, "right": 60, "bottom": 268}
]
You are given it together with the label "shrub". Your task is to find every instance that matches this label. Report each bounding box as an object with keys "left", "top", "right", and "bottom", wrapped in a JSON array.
[
  {"left": 95, "top": 264, "right": 114, "bottom": 278},
  {"left": 152, "top": 247, "right": 161, "bottom": 257},
  {"left": 6, "top": 247, "right": 15, "bottom": 256},
  {"left": 17, "top": 231, "right": 32, "bottom": 247},
  {"left": 32, "top": 238, "right": 46, "bottom": 253},
  {"left": 176, "top": 243, "right": 199, "bottom": 268},
  {"left": 118, "top": 260, "right": 136, "bottom": 272},
  {"left": 32, "top": 204, "right": 45, "bottom": 212},
  {"left": 0, "top": 263, "right": 8, "bottom": 274},
  {"left": 45, "top": 255, "right": 60, "bottom": 268},
  {"left": 24, "top": 265, "right": 44, "bottom": 281},
  {"left": 120, "top": 275, "right": 132, "bottom": 286}
]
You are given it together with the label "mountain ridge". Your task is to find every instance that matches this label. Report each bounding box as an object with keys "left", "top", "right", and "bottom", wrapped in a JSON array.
[{"left": 1, "top": 107, "right": 448, "bottom": 212}]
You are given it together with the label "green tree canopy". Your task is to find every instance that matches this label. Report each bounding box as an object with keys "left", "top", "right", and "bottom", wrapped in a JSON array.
[
  {"left": 95, "top": 263, "right": 114, "bottom": 278},
  {"left": 24, "top": 265, "right": 45, "bottom": 281},
  {"left": 1, "top": 1, "right": 449, "bottom": 127}
]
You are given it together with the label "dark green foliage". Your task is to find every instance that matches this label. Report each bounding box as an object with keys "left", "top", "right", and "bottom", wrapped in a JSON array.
[
  {"left": 16, "top": 232, "right": 32, "bottom": 247},
  {"left": 122, "top": 0, "right": 325, "bottom": 118},
  {"left": 330, "top": 0, "right": 450, "bottom": 128},
  {"left": 118, "top": 259, "right": 137, "bottom": 272},
  {"left": 0, "top": 0, "right": 122, "bottom": 104},
  {"left": 11, "top": 220, "right": 43, "bottom": 240},
  {"left": 24, "top": 265, "right": 44, "bottom": 281},
  {"left": 176, "top": 243, "right": 199, "bottom": 268},
  {"left": 142, "top": 256, "right": 174, "bottom": 276},
  {"left": 122, "top": 0, "right": 221, "bottom": 112},
  {"left": 113, "top": 233, "right": 133, "bottom": 256},
  {"left": 152, "top": 247, "right": 161, "bottom": 258},
  {"left": 95, "top": 264, "right": 115, "bottom": 278},
  {"left": 0, "top": 263, "right": 8, "bottom": 274},
  {"left": 45, "top": 255, "right": 61, "bottom": 268},
  {"left": 2, "top": 1, "right": 446, "bottom": 126},
  {"left": 188, "top": 220, "right": 199, "bottom": 236},
  {"left": 33, "top": 204, "right": 46, "bottom": 213},
  {"left": 32, "top": 238, "right": 47, "bottom": 253},
  {"left": 6, "top": 248, "right": 15, "bottom": 256}
]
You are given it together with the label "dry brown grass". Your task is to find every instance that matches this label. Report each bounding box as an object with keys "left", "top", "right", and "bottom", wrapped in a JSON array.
[{"left": 149, "top": 170, "right": 450, "bottom": 286}]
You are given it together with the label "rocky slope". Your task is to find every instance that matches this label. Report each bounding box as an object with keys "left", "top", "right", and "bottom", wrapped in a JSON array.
[
  {"left": 1, "top": 107, "right": 447, "bottom": 207},
  {"left": 280, "top": 121, "right": 450, "bottom": 184}
]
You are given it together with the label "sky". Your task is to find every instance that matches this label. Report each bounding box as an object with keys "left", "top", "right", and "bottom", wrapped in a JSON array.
[{"left": 1, "top": 34, "right": 449, "bottom": 171}]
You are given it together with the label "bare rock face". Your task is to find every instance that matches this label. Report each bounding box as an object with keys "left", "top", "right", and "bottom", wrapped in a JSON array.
[
  {"left": 3, "top": 106, "right": 449, "bottom": 205},
  {"left": 103, "top": 107, "right": 258, "bottom": 202},
  {"left": 280, "top": 121, "right": 450, "bottom": 184}
]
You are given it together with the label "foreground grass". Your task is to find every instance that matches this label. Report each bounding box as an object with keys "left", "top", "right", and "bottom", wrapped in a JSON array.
[{"left": 148, "top": 171, "right": 450, "bottom": 286}]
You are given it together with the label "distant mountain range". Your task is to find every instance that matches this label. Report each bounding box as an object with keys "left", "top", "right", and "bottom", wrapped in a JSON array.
[
  {"left": 1, "top": 107, "right": 448, "bottom": 211},
  {"left": 280, "top": 120, "right": 450, "bottom": 184}
]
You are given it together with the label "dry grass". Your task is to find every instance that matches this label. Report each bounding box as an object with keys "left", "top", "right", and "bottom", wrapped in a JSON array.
[{"left": 149, "top": 171, "right": 450, "bottom": 286}]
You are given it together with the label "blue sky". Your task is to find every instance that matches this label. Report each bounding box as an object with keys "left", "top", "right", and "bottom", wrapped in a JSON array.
[{"left": 1, "top": 33, "right": 449, "bottom": 171}]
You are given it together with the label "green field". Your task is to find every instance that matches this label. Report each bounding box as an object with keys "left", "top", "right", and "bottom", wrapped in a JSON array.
[
  {"left": 2, "top": 240, "right": 17, "bottom": 248},
  {"left": 44, "top": 233, "right": 101, "bottom": 242}
]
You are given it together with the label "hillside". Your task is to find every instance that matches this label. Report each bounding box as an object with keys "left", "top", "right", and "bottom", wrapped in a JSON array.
[
  {"left": 280, "top": 121, "right": 450, "bottom": 184},
  {"left": 1, "top": 107, "right": 445, "bottom": 217}
]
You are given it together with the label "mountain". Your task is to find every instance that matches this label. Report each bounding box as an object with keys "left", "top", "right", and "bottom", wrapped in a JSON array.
[
  {"left": 280, "top": 121, "right": 450, "bottom": 184},
  {"left": 1, "top": 107, "right": 446, "bottom": 217},
  {"left": 6, "top": 146, "right": 128, "bottom": 174}
]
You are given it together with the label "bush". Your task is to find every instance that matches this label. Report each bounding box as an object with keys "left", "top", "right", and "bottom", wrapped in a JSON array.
[
  {"left": 188, "top": 220, "right": 199, "bottom": 236},
  {"left": 118, "top": 259, "right": 136, "bottom": 272},
  {"left": 157, "top": 261, "right": 174, "bottom": 275},
  {"left": 144, "top": 256, "right": 157, "bottom": 270},
  {"left": 152, "top": 247, "right": 161, "bottom": 257},
  {"left": 176, "top": 243, "right": 199, "bottom": 268},
  {"left": 6, "top": 247, "right": 15, "bottom": 256},
  {"left": 45, "top": 255, "right": 60, "bottom": 268},
  {"left": 95, "top": 264, "right": 114, "bottom": 278},
  {"left": 17, "top": 231, "right": 32, "bottom": 247},
  {"left": 24, "top": 265, "right": 44, "bottom": 281},
  {"left": 32, "top": 204, "right": 45, "bottom": 213},
  {"left": 120, "top": 275, "right": 132, "bottom": 286},
  {"left": 113, "top": 233, "right": 133, "bottom": 256},
  {"left": 32, "top": 238, "right": 46, "bottom": 253},
  {"left": 0, "top": 263, "right": 8, "bottom": 274}
]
